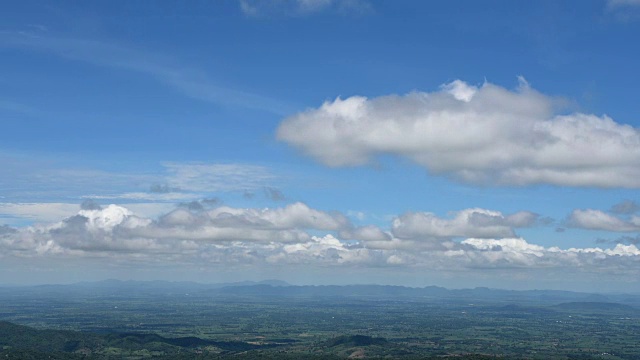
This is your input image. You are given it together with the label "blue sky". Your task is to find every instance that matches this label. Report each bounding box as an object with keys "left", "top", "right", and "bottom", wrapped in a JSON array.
[{"left": 2, "top": 0, "right": 640, "bottom": 291}]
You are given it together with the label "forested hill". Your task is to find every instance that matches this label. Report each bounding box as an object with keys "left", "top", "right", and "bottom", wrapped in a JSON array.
[
  {"left": 0, "top": 321, "right": 280, "bottom": 359},
  {"left": 0, "top": 321, "right": 501, "bottom": 360}
]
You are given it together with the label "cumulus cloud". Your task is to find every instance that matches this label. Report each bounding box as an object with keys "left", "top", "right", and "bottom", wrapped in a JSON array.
[
  {"left": 0, "top": 225, "right": 17, "bottom": 235},
  {"left": 205, "top": 202, "right": 350, "bottom": 231},
  {"left": 568, "top": 209, "right": 640, "bottom": 232},
  {"left": 1, "top": 203, "right": 640, "bottom": 276},
  {"left": 277, "top": 79, "right": 640, "bottom": 188},
  {"left": 391, "top": 208, "right": 538, "bottom": 240},
  {"left": 458, "top": 237, "right": 640, "bottom": 268},
  {"left": 340, "top": 225, "right": 391, "bottom": 242}
]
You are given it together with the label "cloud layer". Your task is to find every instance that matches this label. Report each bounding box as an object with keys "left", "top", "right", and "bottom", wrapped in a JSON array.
[
  {"left": 2, "top": 202, "right": 638, "bottom": 277},
  {"left": 277, "top": 79, "right": 640, "bottom": 188}
]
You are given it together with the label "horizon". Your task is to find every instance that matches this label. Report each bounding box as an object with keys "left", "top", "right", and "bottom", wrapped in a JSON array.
[
  {"left": 2, "top": 278, "right": 640, "bottom": 296},
  {"left": 2, "top": 1, "right": 640, "bottom": 293}
]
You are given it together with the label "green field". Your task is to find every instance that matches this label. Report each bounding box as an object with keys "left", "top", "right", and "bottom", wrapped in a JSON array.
[{"left": 1, "top": 282, "right": 639, "bottom": 359}]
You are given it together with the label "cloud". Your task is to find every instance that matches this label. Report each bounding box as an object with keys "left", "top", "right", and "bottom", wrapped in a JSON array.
[
  {"left": 204, "top": 202, "right": 350, "bottom": 231},
  {"left": 605, "top": 0, "right": 640, "bottom": 22},
  {"left": 277, "top": 78, "right": 640, "bottom": 188},
  {"left": 80, "top": 199, "right": 102, "bottom": 211},
  {"left": 340, "top": 225, "right": 391, "bottom": 242},
  {"left": 0, "top": 225, "right": 17, "bottom": 235},
  {"left": 2, "top": 159, "right": 278, "bottom": 205},
  {"left": 568, "top": 209, "right": 640, "bottom": 232},
  {"left": 459, "top": 237, "right": 640, "bottom": 268},
  {"left": 0, "top": 31, "right": 293, "bottom": 115},
  {"left": 0, "top": 202, "right": 175, "bottom": 225},
  {"left": 1, "top": 203, "right": 352, "bottom": 255},
  {"left": 80, "top": 161, "right": 276, "bottom": 204},
  {"left": 0, "top": 203, "right": 81, "bottom": 223},
  {"left": 2, "top": 203, "right": 640, "bottom": 277},
  {"left": 608, "top": 0, "right": 640, "bottom": 7},
  {"left": 149, "top": 184, "right": 180, "bottom": 194},
  {"left": 611, "top": 200, "right": 640, "bottom": 214},
  {"left": 263, "top": 187, "right": 286, "bottom": 201},
  {"left": 86, "top": 192, "right": 199, "bottom": 202},
  {"left": 239, "top": 0, "right": 372, "bottom": 17},
  {"left": 612, "top": 235, "right": 640, "bottom": 245},
  {"left": 178, "top": 198, "right": 220, "bottom": 211},
  {"left": 391, "top": 208, "right": 538, "bottom": 240},
  {"left": 163, "top": 162, "right": 276, "bottom": 193}
]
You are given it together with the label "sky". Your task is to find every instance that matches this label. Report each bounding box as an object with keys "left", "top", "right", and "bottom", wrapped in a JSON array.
[{"left": 2, "top": 0, "right": 640, "bottom": 292}]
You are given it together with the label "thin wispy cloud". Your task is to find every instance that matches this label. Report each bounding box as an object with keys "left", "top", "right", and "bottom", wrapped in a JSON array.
[
  {"left": 239, "top": 0, "right": 372, "bottom": 17},
  {"left": 0, "top": 153, "right": 278, "bottom": 207},
  {"left": 607, "top": 0, "right": 640, "bottom": 7},
  {"left": 0, "top": 31, "right": 294, "bottom": 115}
]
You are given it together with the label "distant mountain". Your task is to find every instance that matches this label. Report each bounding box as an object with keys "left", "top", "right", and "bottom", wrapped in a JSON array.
[
  {"left": 211, "top": 284, "right": 640, "bottom": 306},
  {"left": 215, "top": 279, "right": 290, "bottom": 287},
  {"left": 77, "top": 278, "right": 290, "bottom": 289},
  {"left": 2, "top": 280, "right": 640, "bottom": 306}
]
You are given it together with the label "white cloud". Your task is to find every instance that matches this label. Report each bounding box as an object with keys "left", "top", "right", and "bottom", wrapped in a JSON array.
[
  {"left": 0, "top": 202, "right": 175, "bottom": 225},
  {"left": 391, "top": 208, "right": 537, "bottom": 240},
  {"left": 0, "top": 152, "right": 278, "bottom": 208},
  {"left": 239, "top": 0, "right": 371, "bottom": 17},
  {"left": 78, "top": 204, "right": 148, "bottom": 232},
  {"left": 341, "top": 225, "right": 391, "bottom": 242},
  {"left": 462, "top": 238, "right": 545, "bottom": 256},
  {"left": 278, "top": 234, "right": 374, "bottom": 265},
  {"left": 163, "top": 162, "right": 276, "bottom": 193},
  {"left": 2, "top": 203, "right": 640, "bottom": 277},
  {"left": 86, "top": 192, "right": 197, "bottom": 202},
  {"left": 0, "top": 203, "right": 80, "bottom": 223},
  {"left": 568, "top": 209, "right": 640, "bottom": 232},
  {"left": 277, "top": 79, "right": 640, "bottom": 188}
]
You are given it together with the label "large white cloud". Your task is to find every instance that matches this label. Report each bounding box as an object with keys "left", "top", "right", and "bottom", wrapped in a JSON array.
[{"left": 277, "top": 79, "right": 640, "bottom": 188}]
